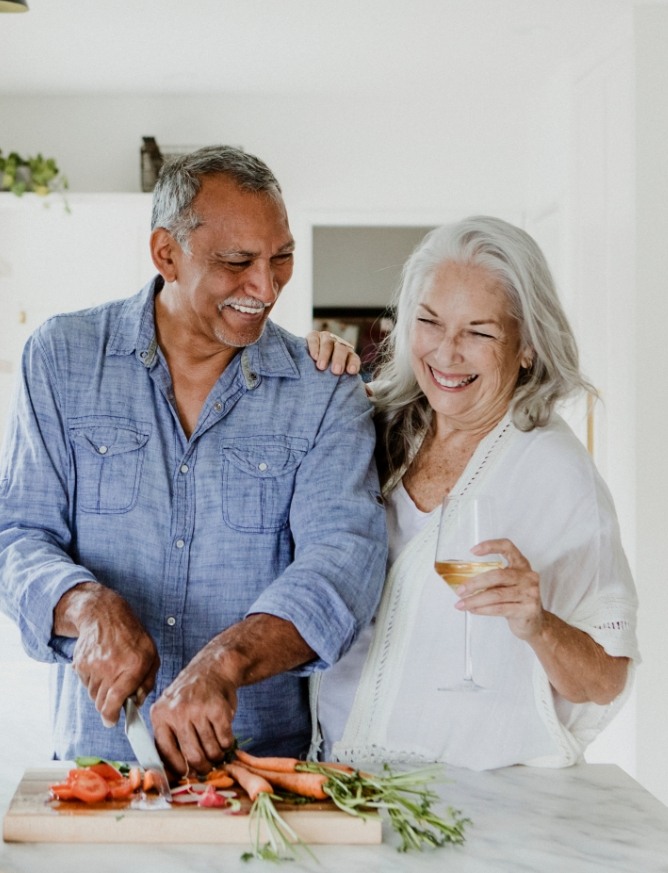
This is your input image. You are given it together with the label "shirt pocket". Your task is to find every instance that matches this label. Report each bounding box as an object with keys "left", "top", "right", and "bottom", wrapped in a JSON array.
[
  {"left": 222, "top": 435, "right": 308, "bottom": 533},
  {"left": 69, "top": 417, "right": 151, "bottom": 514}
]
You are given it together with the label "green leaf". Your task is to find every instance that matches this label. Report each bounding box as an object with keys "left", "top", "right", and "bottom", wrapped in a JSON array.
[
  {"left": 0, "top": 147, "right": 68, "bottom": 204},
  {"left": 74, "top": 756, "right": 130, "bottom": 774}
]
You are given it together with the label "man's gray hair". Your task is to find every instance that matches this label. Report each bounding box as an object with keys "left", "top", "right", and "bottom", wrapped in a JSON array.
[
  {"left": 151, "top": 145, "right": 283, "bottom": 251},
  {"left": 372, "top": 215, "right": 595, "bottom": 490}
]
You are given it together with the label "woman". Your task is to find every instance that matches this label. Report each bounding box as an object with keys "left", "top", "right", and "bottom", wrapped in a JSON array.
[{"left": 307, "top": 215, "right": 639, "bottom": 770}]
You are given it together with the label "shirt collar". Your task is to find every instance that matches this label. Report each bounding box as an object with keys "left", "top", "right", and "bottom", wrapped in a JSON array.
[
  {"left": 241, "top": 321, "right": 301, "bottom": 384},
  {"left": 106, "top": 275, "right": 162, "bottom": 364},
  {"left": 107, "top": 276, "right": 301, "bottom": 383}
]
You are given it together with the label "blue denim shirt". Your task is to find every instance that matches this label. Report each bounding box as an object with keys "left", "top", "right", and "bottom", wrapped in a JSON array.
[{"left": 0, "top": 278, "right": 387, "bottom": 761}]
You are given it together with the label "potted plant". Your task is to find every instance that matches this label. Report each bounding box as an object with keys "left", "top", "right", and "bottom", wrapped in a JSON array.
[{"left": 0, "top": 149, "right": 69, "bottom": 207}]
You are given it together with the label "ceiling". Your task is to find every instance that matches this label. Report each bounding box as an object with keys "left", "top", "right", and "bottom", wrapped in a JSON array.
[{"left": 0, "top": 0, "right": 645, "bottom": 96}]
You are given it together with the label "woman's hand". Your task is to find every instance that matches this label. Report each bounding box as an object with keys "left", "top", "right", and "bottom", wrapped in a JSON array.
[
  {"left": 454, "top": 538, "right": 629, "bottom": 704},
  {"left": 306, "top": 330, "right": 361, "bottom": 375},
  {"left": 453, "top": 538, "right": 544, "bottom": 640}
]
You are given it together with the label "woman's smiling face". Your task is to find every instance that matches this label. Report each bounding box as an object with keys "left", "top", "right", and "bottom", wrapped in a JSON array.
[{"left": 410, "top": 260, "right": 530, "bottom": 434}]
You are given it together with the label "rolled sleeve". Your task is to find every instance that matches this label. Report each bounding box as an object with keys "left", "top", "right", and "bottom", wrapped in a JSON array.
[
  {"left": 247, "top": 373, "right": 387, "bottom": 671},
  {"left": 0, "top": 330, "right": 98, "bottom": 662}
]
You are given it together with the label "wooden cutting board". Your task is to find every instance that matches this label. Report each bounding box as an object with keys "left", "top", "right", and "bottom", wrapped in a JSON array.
[{"left": 3, "top": 767, "right": 382, "bottom": 844}]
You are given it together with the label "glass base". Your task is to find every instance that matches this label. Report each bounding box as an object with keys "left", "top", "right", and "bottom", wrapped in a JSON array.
[{"left": 438, "top": 679, "right": 489, "bottom": 692}]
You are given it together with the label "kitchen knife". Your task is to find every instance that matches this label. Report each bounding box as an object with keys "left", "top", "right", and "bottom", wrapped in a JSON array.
[{"left": 123, "top": 696, "right": 172, "bottom": 803}]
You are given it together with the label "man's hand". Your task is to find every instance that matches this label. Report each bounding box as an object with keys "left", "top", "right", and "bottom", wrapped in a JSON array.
[
  {"left": 150, "top": 645, "right": 237, "bottom": 776},
  {"left": 53, "top": 582, "right": 160, "bottom": 727},
  {"left": 151, "top": 613, "right": 315, "bottom": 776}
]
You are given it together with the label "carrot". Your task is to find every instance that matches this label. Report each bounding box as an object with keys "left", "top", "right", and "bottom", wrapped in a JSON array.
[
  {"left": 224, "top": 762, "right": 274, "bottom": 802},
  {"left": 243, "top": 764, "right": 329, "bottom": 800},
  {"left": 142, "top": 769, "right": 161, "bottom": 793},
  {"left": 234, "top": 748, "right": 300, "bottom": 773},
  {"left": 204, "top": 771, "right": 235, "bottom": 789},
  {"left": 128, "top": 766, "right": 143, "bottom": 792}
]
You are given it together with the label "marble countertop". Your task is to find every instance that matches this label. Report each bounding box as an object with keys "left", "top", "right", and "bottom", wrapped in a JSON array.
[{"left": 2, "top": 761, "right": 668, "bottom": 873}]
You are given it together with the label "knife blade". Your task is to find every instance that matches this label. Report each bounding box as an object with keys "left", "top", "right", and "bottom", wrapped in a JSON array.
[{"left": 123, "top": 696, "right": 172, "bottom": 803}]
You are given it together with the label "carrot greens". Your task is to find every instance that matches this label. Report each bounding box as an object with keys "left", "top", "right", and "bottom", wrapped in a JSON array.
[
  {"left": 299, "top": 761, "right": 471, "bottom": 853},
  {"left": 242, "top": 792, "right": 317, "bottom": 864}
]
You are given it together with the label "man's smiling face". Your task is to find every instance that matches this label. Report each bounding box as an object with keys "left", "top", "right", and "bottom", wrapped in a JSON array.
[{"left": 167, "top": 174, "right": 295, "bottom": 351}]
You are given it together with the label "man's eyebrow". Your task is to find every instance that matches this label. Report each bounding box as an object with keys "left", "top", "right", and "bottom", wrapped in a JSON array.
[
  {"left": 214, "top": 248, "right": 256, "bottom": 259},
  {"left": 213, "top": 240, "right": 296, "bottom": 259}
]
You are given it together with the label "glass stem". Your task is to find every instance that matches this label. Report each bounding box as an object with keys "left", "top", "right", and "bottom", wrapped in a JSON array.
[{"left": 464, "top": 611, "right": 474, "bottom": 684}]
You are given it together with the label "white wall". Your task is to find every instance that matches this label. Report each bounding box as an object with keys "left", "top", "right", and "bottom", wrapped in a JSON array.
[
  {"left": 634, "top": 3, "right": 668, "bottom": 807},
  {"left": 563, "top": 17, "right": 638, "bottom": 777},
  {"left": 0, "top": 89, "right": 538, "bottom": 206},
  {"left": 0, "top": 88, "right": 545, "bottom": 333}
]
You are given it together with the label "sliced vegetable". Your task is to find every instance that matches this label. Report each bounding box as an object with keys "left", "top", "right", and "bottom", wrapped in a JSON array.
[
  {"left": 142, "top": 769, "right": 163, "bottom": 794},
  {"left": 66, "top": 768, "right": 110, "bottom": 803},
  {"left": 107, "top": 777, "right": 136, "bottom": 800},
  {"left": 128, "top": 766, "right": 143, "bottom": 792},
  {"left": 204, "top": 771, "right": 235, "bottom": 789},
  {"left": 171, "top": 792, "right": 202, "bottom": 805},
  {"left": 49, "top": 762, "right": 167, "bottom": 804},
  {"left": 87, "top": 762, "right": 124, "bottom": 783},
  {"left": 197, "top": 785, "right": 229, "bottom": 808},
  {"left": 49, "top": 781, "right": 76, "bottom": 802},
  {"left": 74, "top": 756, "right": 129, "bottom": 774}
]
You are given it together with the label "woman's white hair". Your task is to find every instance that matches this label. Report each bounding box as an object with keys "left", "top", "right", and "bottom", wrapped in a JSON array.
[{"left": 372, "top": 215, "right": 594, "bottom": 490}]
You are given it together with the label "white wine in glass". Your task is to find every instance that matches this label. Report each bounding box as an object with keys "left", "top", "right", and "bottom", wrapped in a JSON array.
[{"left": 434, "top": 495, "right": 501, "bottom": 692}]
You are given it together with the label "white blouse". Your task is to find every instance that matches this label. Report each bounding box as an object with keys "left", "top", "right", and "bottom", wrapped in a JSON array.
[{"left": 311, "top": 413, "right": 639, "bottom": 770}]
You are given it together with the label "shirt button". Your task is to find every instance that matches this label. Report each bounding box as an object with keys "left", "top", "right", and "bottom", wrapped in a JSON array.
[
  {"left": 258, "top": 462, "right": 268, "bottom": 472},
  {"left": 180, "top": 464, "right": 189, "bottom": 474},
  {"left": 214, "top": 401, "right": 223, "bottom": 412},
  {"left": 166, "top": 616, "right": 176, "bottom": 627},
  {"left": 175, "top": 538, "right": 185, "bottom": 549},
  {"left": 98, "top": 445, "right": 108, "bottom": 455}
]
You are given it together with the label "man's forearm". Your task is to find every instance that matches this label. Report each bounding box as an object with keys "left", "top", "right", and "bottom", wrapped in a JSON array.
[
  {"left": 205, "top": 613, "right": 316, "bottom": 687},
  {"left": 52, "top": 580, "right": 108, "bottom": 637},
  {"left": 150, "top": 613, "right": 316, "bottom": 773}
]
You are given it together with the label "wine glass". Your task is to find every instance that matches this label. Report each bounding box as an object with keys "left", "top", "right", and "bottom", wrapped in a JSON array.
[{"left": 434, "top": 494, "right": 503, "bottom": 692}]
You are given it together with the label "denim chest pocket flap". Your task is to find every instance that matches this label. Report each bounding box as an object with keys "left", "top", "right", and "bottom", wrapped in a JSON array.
[
  {"left": 69, "top": 418, "right": 151, "bottom": 514},
  {"left": 222, "top": 436, "right": 308, "bottom": 532}
]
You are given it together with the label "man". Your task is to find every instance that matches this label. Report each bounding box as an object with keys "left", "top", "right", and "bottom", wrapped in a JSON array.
[{"left": 0, "top": 146, "right": 387, "bottom": 775}]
